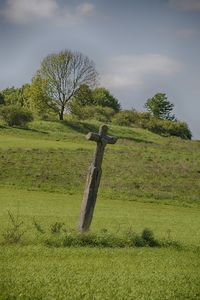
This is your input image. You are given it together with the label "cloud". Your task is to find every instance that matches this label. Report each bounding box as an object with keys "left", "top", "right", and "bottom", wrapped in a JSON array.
[
  {"left": 0, "top": 0, "right": 95, "bottom": 24},
  {"left": 101, "top": 54, "right": 183, "bottom": 90},
  {"left": 169, "top": 0, "right": 200, "bottom": 11},
  {"left": 175, "top": 28, "right": 198, "bottom": 38}
]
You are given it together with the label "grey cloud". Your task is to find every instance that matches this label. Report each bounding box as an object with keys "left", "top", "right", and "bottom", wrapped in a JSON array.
[
  {"left": 169, "top": 0, "right": 200, "bottom": 11},
  {"left": 100, "top": 54, "right": 183, "bottom": 90},
  {"left": 0, "top": 0, "right": 95, "bottom": 24}
]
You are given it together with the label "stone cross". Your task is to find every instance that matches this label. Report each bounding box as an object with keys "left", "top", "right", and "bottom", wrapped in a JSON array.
[{"left": 78, "top": 124, "right": 118, "bottom": 232}]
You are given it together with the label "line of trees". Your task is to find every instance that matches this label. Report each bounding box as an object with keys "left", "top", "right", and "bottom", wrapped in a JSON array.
[{"left": 0, "top": 48, "right": 192, "bottom": 139}]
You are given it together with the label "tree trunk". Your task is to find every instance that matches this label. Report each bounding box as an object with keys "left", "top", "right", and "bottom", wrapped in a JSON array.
[{"left": 59, "top": 106, "right": 65, "bottom": 120}]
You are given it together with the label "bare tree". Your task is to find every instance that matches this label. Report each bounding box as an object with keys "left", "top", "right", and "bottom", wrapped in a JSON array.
[{"left": 36, "top": 50, "right": 98, "bottom": 120}]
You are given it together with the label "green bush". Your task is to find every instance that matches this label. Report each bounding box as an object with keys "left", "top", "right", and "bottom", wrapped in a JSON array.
[
  {"left": 31, "top": 222, "right": 181, "bottom": 249},
  {"left": 61, "top": 232, "right": 126, "bottom": 248},
  {"left": 112, "top": 109, "right": 192, "bottom": 140},
  {"left": 146, "top": 118, "right": 192, "bottom": 139},
  {"left": 125, "top": 228, "right": 159, "bottom": 247},
  {"left": 0, "top": 105, "right": 33, "bottom": 127},
  {"left": 112, "top": 110, "right": 151, "bottom": 127},
  {"left": 70, "top": 104, "right": 116, "bottom": 122},
  {"left": 167, "top": 121, "right": 192, "bottom": 139},
  {"left": 112, "top": 110, "right": 135, "bottom": 126},
  {"left": 141, "top": 228, "right": 159, "bottom": 247}
]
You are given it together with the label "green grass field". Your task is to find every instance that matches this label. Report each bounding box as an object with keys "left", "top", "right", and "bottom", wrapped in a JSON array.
[{"left": 0, "top": 120, "right": 200, "bottom": 299}]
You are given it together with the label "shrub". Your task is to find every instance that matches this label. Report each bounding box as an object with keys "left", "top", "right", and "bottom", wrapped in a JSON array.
[
  {"left": 141, "top": 228, "right": 159, "bottom": 247},
  {"left": 167, "top": 121, "right": 192, "bottom": 139},
  {"left": 70, "top": 104, "right": 116, "bottom": 122},
  {"left": 111, "top": 108, "right": 192, "bottom": 140},
  {"left": 3, "top": 211, "right": 25, "bottom": 244},
  {"left": 146, "top": 118, "right": 192, "bottom": 139},
  {"left": 112, "top": 110, "right": 135, "bottom": 126},
  {"left": 50, "top": 222, "right": 64, "bottom": 234},
  {"left": 33, "top": 219, "right": 45, "bottom": 234},
  {"left": 125, "top": 227, "right": 159, "bottom": 247},
  {"left": 62, "top": 232, "right": 126, "bottom": 248},
  {"left": 0, "top": 105, "right": 33, "bottom": 127},
  {"left": 112, "top": 110, "right": 151, "bottom": 127}
]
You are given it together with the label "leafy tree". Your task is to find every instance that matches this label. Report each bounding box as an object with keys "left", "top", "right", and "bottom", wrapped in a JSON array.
[
  {"left": 20, "top": 84, "right": 31, "bottom": 107},
  {"left": 1, "top": 87, "right": 23, "bottom": 106},
  {"left": 73, "top": 84, "right": 94, "bottom": 106},
  {"left": 27, "top": 75, "right": 56, "bottom": 117},
  {"left": 1, "top": 85, "right": 31, "bottom": 107},
  {"left": 145, "top": 93, "right": 175, "bottom": 120},
  {"left": 34, "top": 50, "right": 98, "bottom": 120},
  {"left": 92, "top": 87, "right": 121, "bottom": 112},
  {"left": 71, "top": 85, "right": 121, "bottom": 113}
]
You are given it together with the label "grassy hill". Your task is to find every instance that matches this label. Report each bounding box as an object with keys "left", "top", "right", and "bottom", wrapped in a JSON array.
[
  {"left": 0, "top": 120, "right": 200, "bottom": 299},
  {"left": 0, "top": 119, "right": 200, "bottom": 204}
]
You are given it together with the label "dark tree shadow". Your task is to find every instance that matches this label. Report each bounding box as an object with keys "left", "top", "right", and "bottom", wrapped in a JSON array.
[
  {"left": 18, "top": 127, "right": 48, "bottom": 134},
  {"left": 0, "top": 125, "right": 8, "bottom": 129},
  {"left": 118, "top": 136, "right": 153, "bottom": 144},
  {"left": 0, "top": 124, "right": 48, "bottom": 134},
  {"left": 62, "top": 120, "right": 99, "bottom": 134},
  {"left": 62, "top": 120, "right": 153, "bottom": 144}
]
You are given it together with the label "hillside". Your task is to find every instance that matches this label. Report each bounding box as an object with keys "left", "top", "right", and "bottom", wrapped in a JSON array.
[
  {"left": 0, "top": 120, "right": 199, "bottom": 206},
  {"left": 1, "top": 120, "right": 200, "bottom": 299}
]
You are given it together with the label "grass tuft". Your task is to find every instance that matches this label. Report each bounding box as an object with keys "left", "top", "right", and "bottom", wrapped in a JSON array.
[
  {"left": 2, "top": 210, "right": 25, "bottom": 244},
  {"left": 44, "top": 227, "right": 181, "bottom": 249}
]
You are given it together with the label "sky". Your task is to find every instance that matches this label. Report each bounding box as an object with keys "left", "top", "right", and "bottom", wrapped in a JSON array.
[{"left": 0, "top": 0, "right": 200, "bottom": 138}]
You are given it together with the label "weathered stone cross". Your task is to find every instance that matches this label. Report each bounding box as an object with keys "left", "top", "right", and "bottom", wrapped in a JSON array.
[{"left": 78, "top": 124, "right": 118, "bottom": 232}]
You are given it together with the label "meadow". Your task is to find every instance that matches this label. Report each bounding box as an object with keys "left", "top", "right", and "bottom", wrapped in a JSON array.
[{"left": 0, "top": 120, "right": 200, "bottom": 299}]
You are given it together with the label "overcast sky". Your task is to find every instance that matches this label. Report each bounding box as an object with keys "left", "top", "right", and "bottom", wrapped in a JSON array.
[{"left": 0, "top": 0, "right": 200, "bottom": 138}]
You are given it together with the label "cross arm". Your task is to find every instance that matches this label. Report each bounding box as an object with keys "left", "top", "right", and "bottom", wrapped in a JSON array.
[
  {"left": 102, "top": 135, "right": 118, "bottom": 144},
  {"left": 86, "top": 132, "right": 118, "bottom": 144},
  {"left": 86, "top": 132, "right": 100, "bottom": 142}
]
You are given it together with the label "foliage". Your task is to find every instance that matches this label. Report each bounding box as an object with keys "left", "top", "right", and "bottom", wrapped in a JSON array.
[
  {"left": 28, "top": 75, "right": 57, "bottom": 118},
  {"left": 45, "top": 228, "right": 165, "bottom": 248},
  {"left": 0, "top": 105, "right": 33, "bottom": 127},
  {"left": 1, "top": 86, "right": 23, "bottom": 106},
  {"left": 50, "top": 222, "right": 64, "bottom": 234},
  {"left": 145, "top": 118, "right": 192, "bottom": 139},
  {"left": 92, "top": 87, "right": 121, "bottom": 112},
  {"left": 72, "top": 84, "right": 94, "bottom": 106},
  {"left": 141, "top": 228, "right": 159, "bottom": 246},
  {"left": 33, "top": 218, "right": 45, "bottom": 234},
  {"left": 112, "top": 110, "right": 151, "bottom": 127},
  {"left": 70, "top": 85, "right": 121, "bottom": 114},
  {"left": 34, "top": 50, "right": 98, "bottom": 120},
  {"left": 1, "top": 84, "right": 31, "bottom": 107},
  {"left": 145, "top": 93, "right": 175, "bottom": 120},
  {"left": 112, "top": 110, "right": 134, "bottom": 126},
  {"left": 125, "top": 228, "right": 160, "bottom": 247},
  {"left": 70, "top": 104, "right": 116, "bottom": 122},
  {"left": 0, "top": 92, "right": 5, "bottom": 105},
  {"left": 111, "top": 109, "right": 191, "bottom": 139},
  {"left": 2, "top": 211, "right": 25, "bottom": 244}
]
